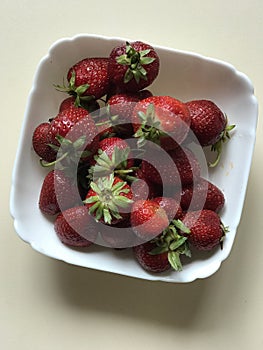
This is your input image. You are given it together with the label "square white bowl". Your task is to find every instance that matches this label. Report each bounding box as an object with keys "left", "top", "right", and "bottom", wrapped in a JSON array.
[{"left": 10, "top": 34, "right": 258, "bottom": 283}]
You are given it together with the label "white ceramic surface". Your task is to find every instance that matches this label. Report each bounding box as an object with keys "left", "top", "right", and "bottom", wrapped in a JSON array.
[{"left": 10, "top": 34, "right": 258, "bottom": 283}]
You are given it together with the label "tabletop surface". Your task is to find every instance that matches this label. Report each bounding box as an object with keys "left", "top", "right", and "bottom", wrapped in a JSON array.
[{"left": 1, "top": 1, "right": 263, "bottom": 349}]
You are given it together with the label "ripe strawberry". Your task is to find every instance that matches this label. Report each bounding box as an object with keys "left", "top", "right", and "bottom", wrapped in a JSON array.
[
  {"left": 55, "top": 57, "right": 110, "bottom": 104},
  {"left": 132, "top": 96, "right": 191, "bottom": 149},
  {"left": 39, "top": 169, "right": 80, "bottom": 215},
  {"left": 179, "top": 177, "right": 225, "bottom": 213},
  {"left": 140, "top": 146, "right": 201, "bottom": 187},
  {"left": 133, "top": 241, "right": 171, "bottom": 273},
  {"left": 186, "top": 99, "right": 235, "bottom": 167},
  {"left": 108, "top": 41, "right": 159, "bottom": 92},
  {"left": 89, "top": 137, "right": 134, "bottom": 180},
  {"left": 182, "top": 209, "right": 227, "bottom": 251},
  {"left": 107, "top": 90, "right": 153, "bottom": 122},
  {"left": 152, "top": 197, "right": 183, "bottom": 221},
  {"left": 32, "top": 122, "right": 57, "bottom": 162},
  {"left": 54, "top": 206, "right": 97, "bottom": 247},
  {"left": 130, "top": 199, "right": 169, "bottom": 241},
  {"left": 131, "top": 169, "right": 162, "bottom": 201},
  {"left": 84, "top": 174, "right": 133, "bottom": 225},
  {"left": 45, "top": 106, "right": 99, "bottom": 165},
  {"left": 133, "top": 219, "right": 191, "bottom": 272},
  {"left": 107, "top": 90, "right": 152, "bottom": 137}
]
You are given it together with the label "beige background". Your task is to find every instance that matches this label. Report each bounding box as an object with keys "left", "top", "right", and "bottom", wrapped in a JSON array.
[{"left": 1, "top": 0, "right": 263, "bottom": 349}]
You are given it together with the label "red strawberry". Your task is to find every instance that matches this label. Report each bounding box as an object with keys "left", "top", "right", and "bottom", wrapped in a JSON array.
[
  {"left": 179, "top": 177, "right": 225, "bottom": 213},
  {"left": 152, "top": 197, "right": 183, "bottom": 221},
  {"left": 90, "top": 137, "right": 134, "bottom": 179},
  {"left": 84, "top": 174, "right": 133, "bottom": 225},
  {"left": 182, "top": 209, "right": 227, "bottom": 251},
  {"left": 133, "top": 241, "right": 171, "bottom": 273},
  {"left": 130, "top": 199, "right": 169, "bottom": 241},
  {"left": 131, "top": 169, "right": 162, "bottom": 201},
  {"left": 133, "top": 215, "right": 192, "bottom": 273},
  {"left": 141, "top": 146, "right": 201, "bottom": 187},
  {"left": 108, "top": 41, "right": 159, "bottom": 92},
  {"left": 32, "top": 122, "right": 57, "bottom": 162},
  {"left": 46, "top": 106, "right": 99, "bottom": 165},
  {"left": 55, "top": 57, "right": 110, "bottom": 104},
  {"left": 39, "top": 169, "right": 80, "bottom": 215},
  {"left": 186, "top": 99, "right": 235, "bottom": 167},
  {"left": 54, "top": 206, "right": 97, "bottom": 247},
  {"left": 132, "top": 96, "right": 191, "bottom": 150}
]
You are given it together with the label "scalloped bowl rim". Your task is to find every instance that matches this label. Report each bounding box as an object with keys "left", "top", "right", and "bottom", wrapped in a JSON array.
[{"left": 10, "top": 34, "right": 258, "bottom": 283}]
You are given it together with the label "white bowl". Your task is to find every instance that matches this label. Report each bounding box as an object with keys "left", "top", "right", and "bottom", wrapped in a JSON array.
[{"left": 10, "top": 34, "right": 258, "bottom": 283}]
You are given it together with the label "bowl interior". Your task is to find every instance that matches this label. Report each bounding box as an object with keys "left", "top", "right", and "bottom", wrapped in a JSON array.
[{"left": 10, "top": 34, "right": 258, "bottom": 283}]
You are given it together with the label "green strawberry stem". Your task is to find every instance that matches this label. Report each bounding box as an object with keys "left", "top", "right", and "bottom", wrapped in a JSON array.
[
  {"left": 83, "top": 174, "right": 133, "bottom": 224},
  {"left": 150, "top": 219, "right": 191, "bottom": 271},
  {"left": 40, "top": 135, "right": 90, "bottom": 168},
  {"left": 116, "top": 42, "right": 156, "bottom": 84},
  {"left": 209, "top": 118, "right": 236, "bottom": 168},
  {"left": 134, "top": 103, "right": 165, "bottom": 148}
]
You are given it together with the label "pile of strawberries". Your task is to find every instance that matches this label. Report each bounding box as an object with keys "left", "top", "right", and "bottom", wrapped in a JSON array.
[{"left": 32, "top": 40, "right": 235, "bottom": 273}]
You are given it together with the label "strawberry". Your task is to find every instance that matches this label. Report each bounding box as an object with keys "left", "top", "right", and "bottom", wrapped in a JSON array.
[
  {"left": 108, "top": 41, "right": 159, "bottom": 92},
  {"left": 44, "top": 106, "right": 99, "bottom": 166},
  {"left": 140, "top": 146, "right": 201, "bottom": 187},
  {"left": 182, "top": 209, "right": 227, "bottom": 251},
  {"left": 130, "top": 199, "right": 169, "bottom": 241},
  {"left": 89, "top": 137, "right": 134, "bottom": 180},
  {"left": 152, "top": 197, "right": 183, "bottom": 221},
  {"left": 32, "top": 122, "right": 57, "bottom": 162},
  {"left": 55, "top": 57, "right": 110, "bottom": 104},
  {"left": 84, "top": 174, "right": 133, "bottom": 225},
  {"left": 179, "top": 177, "right": 225, "bottom": 213},
  {"left": 39, "top": 169, "right": 80, "bottom": 215},
  {"left": 131, "top": 169, "right": 162, "bottom": 201},
  {"left": 133, "top": 241, "right": 171, "bottom": 273},
  {"left": 54, "top": 206, "right": 97, "bottom": 247},
  {"left": 186, "top": 99, "right": 235, "bottom": 167},
  {"left": 107, "top": 90, "right": 153, "bottom": 137},
  {"left": 133, "top": 219, "right": 191, "bottom": 272},
  {"left": 132, "top": 96, "right": 191, "bottom": 150}
]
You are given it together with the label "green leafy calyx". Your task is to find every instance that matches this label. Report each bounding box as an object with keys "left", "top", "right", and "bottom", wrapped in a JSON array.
[
  {"left": 83, "top": 174, "right": 133, "bottom": 224},
  {"left": 116, "top": 42, "right": 156, "bottom": 84}
]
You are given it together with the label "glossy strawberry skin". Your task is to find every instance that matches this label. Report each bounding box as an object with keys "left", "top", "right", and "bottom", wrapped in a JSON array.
[
  {"left": 152, "top": 197, "right": 183, "bottom": 221},
  {"left": 130, "top": 199, "right": 169, "bottom": 241},
  {"left": 133, "top": 241, "right": 171, "bottom": 273},
  {"left": 132, "top": 96, "right": 191, "bottom": 147},
  {"left": 182, "top": 210, "right": 224, "bottom": 251},
  {"left": 108, "top": 41, "right": 159, "bottom": 92},
  {"left": 48, "top": 106, "right": 99, "bottom": 160},
  {"left": 141, "top": 146, "right": 201, "bottom": 187},
  {"left": 131, "top": 169, "right": 162, "bottom": 201},
  {"left": 108, "top": 90, "right": 153, "bottom": 122},
  {"left": 179, "top": 178, "right": 225, "bottom": 213},
  {"left": 54, "top": 206, "right": 97, "bottom": 247},
  {"left": 32, "top": 122, "right": 57, "bottom": 162},
  {"left": 186, "top": 100, "right": 227, "bottom": 146},
  {"left": 67, "top": 57, "right": 110, "bottom": 99},
  {"left": 39, "top": 170, "right": 80, "bottom": 215}
]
